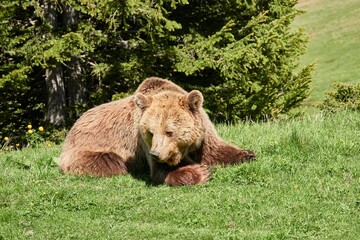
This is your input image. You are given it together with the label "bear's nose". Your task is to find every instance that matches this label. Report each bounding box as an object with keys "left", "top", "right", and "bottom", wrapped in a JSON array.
[{"left": 149, "top": 150, "right": 160, "bottom": 157}]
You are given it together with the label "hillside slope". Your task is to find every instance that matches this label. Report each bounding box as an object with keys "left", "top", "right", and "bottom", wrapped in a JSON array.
[{"left": 294, "top": 0, "right": 360, "bottom": 104}]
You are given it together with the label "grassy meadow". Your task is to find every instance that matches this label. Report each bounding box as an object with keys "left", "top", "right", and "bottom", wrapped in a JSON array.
[
  {"left": 294, "top": 0, "right": 360, "bottom": 104},
  {"left": 1, "top": 111, "right": 359, "bottom": 239}
]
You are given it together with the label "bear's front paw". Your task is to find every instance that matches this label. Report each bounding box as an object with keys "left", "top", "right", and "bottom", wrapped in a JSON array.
[
  {"left": 241, "top": 150, "right": 256, "bottom": 161},
  {"left": 229, "top": 149, "right": 256, "bottom": 163},
  {"left": 165, "top": 164, "right": 210, "bottom": 186}
]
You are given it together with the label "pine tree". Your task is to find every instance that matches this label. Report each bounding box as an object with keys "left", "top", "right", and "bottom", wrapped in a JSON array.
[
  {"left": 171, "top": 0, "right": 314, "bottom": 121},
  {"left": 0, "top": 0, "right": 313, "bottom": 139}
]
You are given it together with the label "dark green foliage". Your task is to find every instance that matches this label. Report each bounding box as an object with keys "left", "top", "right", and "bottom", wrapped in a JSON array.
[
  {"left": 171, "top": 1, "right": 313, "bottom": 121},
  {"left": 0, "top": 0, "right": 313, "bottom": 138},
  {"left": 317, "top": 82, "right": 360, "bottom": 112},
  {"left": 0, "top": 70, "right": 46, "bottom": 139},
  {"left": 0, "top": 0, "right": 188, "bottom": 139}
]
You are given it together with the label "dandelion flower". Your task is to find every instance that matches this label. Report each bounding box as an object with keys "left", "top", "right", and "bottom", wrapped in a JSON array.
[
  {"left": 38, "top": 126, "right": 44, "bottom": 132},
  {"left": 27, "top": 124, "right": 32, "bottom": 129},
  {"left": 16, "top": 143, "right": 20, "bottom": 147},
  {"left": 4, "top": 137, "right": 9, "bottom": 141},
  {"left": 47, "top": 143, "right": 52, "bottom": 147},
  {"left": 28, "top": 129, "right": 33, "bottom": 134}
]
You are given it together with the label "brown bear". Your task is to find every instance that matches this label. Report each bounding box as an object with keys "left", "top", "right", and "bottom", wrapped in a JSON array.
[{"left": 59, "top": 77, "right": 255, "bottom": 186}]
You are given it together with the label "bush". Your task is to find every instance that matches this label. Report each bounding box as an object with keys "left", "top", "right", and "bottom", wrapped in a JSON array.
[
  {"left": 317, "top": 83, "right": 360, "bottom": 112},
  {"left": 0, "top": 124, "right": 65, "bottom": 152}
]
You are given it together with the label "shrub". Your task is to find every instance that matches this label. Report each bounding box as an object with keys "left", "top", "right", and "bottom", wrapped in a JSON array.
[
  {"left": 0, "top": 124, "right": 64, "bottom": 152},
  {"left": 317, "top": 83, "right": 360, "bottom": 112}
]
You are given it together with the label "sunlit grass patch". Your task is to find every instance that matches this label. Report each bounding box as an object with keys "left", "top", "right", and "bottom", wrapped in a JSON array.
[{"left": 0, "top": 111, "right": 359, "bottom": 239}]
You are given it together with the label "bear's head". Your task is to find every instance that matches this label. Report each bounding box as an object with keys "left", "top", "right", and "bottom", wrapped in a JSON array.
[{"left": 135, "top": 90, "right": 205, "bottom": 166}]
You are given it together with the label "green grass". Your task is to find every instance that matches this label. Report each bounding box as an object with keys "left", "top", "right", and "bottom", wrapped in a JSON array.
[
  {"left": 294, "top": 0, "right": 360, "bottom": 105},
  {"left": 1, "top": 111, "right": 359, "bottom": 239}
]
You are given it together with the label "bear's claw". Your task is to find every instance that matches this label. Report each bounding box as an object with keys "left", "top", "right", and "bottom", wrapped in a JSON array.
[{"left": 243, "top": 150, "right": 256, "bottom": 161}]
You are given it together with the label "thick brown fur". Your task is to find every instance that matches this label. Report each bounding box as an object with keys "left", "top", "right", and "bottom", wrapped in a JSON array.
[{"left": 59, "top": 77, "right": 255, "bottom": 186}]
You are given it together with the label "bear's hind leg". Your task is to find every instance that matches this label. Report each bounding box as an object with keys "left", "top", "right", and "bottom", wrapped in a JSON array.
[{"left": 61, "top": 151, "right": 129, "bottom": 177}]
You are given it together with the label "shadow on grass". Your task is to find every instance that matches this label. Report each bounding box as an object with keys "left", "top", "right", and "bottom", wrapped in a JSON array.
[{"left": 129, "top": 171, "right": 156, "bottom": 187}]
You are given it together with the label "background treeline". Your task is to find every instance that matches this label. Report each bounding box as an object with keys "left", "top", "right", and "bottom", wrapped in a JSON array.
[{"left": 0, "top": 0, "right": 313, "bottom": 139}]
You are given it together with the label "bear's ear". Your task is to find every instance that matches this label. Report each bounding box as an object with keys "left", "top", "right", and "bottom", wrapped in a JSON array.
[
  {"left": 135, "top": 93, "right": 152, "bottom": 110},
  {"left": 186, "top": 90, "right": 203, "bottom": 111}
]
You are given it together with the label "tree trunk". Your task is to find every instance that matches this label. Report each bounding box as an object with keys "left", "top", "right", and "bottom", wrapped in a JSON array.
[
  {"left": 43, "top": 0, "right": 66, "bottom": 126},
  {"left": 45, "top": 63, "right": 66, "bottom": 126},
  {"left": 66, "top": 57, "right": 84, "bottom": 107},
  {"left": 62, "top": 4, "right": 85, "bottom": 118}
]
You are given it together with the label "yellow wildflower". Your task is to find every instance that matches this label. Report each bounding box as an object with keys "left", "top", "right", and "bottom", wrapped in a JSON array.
[
  {"left": 28, "top": 129, "right": 33, "bottom": 134},
  {"left": 16, "top": 143, "right": 20, "bottom": 147},
  {"left": 4, "top": 137, "right": 9, "bottom": 141},
  {"left": 38, "top": 126, "right": 44, "bottom": 132},
  {"left": 27, "top": 124, "right": 32, "bottom": 129},
  {"left": 47, "top": 143, "right": 52, "bottom": 147}
]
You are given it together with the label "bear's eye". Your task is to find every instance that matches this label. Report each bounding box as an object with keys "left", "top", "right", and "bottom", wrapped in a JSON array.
[{"left": 165, "top": 131, "right": 174, "bottom": 137}]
